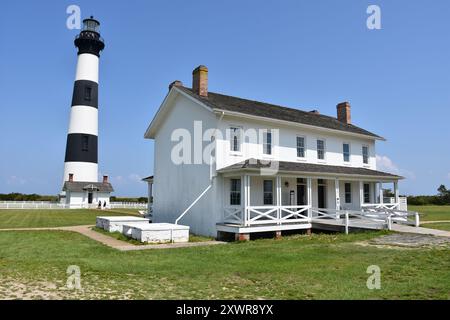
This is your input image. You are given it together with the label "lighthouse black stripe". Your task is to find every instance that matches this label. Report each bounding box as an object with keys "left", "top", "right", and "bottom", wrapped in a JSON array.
[
  {"left": 71, "top": 80, "right": 98, "bottom": 108},
  {"left": 64, "top": 133, "right": 98, "bottom": 163}
]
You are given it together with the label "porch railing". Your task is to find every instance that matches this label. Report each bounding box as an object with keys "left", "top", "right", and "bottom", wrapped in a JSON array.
[
  {"left": 223, "top": 205, "right": 311, "bottom": 226},
  {"left": 222, "top": 205, "right": 419, "bottom": 230}
]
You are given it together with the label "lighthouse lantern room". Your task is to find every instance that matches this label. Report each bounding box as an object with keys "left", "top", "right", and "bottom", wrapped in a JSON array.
[{"left": 60, "top": 17, "right": 113, "bottom": 208}]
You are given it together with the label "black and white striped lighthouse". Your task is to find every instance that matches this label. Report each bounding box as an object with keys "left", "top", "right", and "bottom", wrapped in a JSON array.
[{"left": 63, "top": 16, "right": 104, "bottom": 184}]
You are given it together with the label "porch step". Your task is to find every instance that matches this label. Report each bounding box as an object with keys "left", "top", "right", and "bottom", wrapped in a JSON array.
[
  {"left": 216, "top": 222, "right": 311, "bottom": 234},
  {"left": 311, "top": 218, "right": 385, "bottom": 232}
]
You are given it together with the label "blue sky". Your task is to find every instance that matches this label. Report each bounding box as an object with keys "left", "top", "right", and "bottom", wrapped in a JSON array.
[{"left": 0, "top": 0, "right": 449, "bottom": 196}]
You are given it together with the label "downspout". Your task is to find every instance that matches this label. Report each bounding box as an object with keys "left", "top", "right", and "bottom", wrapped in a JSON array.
[{"left": 175, "top": 111, "right": 225, "bottom": 225}]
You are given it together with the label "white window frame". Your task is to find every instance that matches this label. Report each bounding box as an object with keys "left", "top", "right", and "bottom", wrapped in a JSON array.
[
  {"left": 296, "top": 135, "right": 306, "bottom": 160},
  {"left": 230, "top": 178, "right": 241, "bottom": 206},
  {"left": 362, "top": 145, "right": 369, "bottom": 166},
  {"left": 316, "top": 138, "right": 326, "bottom": 162},
  {"left": 229, "top": 126, "right": 243, "bottom": 156},
  {"left": 263, "top": 179, "right": 274, "bottom": 205},
  {"left": 342, "top": 142, "right": 351, "bottom": 164},
  {"left": 344, "top": 182, "right": 352, "bottom": 204},
  {"left": 263, "top": 129, "right": 273, "bottom": 156}
]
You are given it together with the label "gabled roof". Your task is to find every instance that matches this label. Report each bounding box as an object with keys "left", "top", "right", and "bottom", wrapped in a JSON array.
[
  {"left": 63, "top": 181, "right": 114, "bottom": 193},
  {"left": 218, "top": 158, "right": 402, "bottom": 180},
  {"left": 176, "top": 86, "right": 383, "bottom": 140}
]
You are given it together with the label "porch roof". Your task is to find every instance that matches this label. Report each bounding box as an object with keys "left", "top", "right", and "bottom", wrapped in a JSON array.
[{"left": 217, "top": 159, "right": 403, "bottom": 180}]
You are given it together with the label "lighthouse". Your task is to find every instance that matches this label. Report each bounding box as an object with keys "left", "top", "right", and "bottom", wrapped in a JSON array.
[{"left": 61, "top": 16, "right": 113, "bottom": 208}]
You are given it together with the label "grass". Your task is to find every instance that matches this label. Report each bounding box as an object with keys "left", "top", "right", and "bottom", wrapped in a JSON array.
[
  {"left": 409, "top": 205, "right": 450, "bottom": 222},
  {"left": 422, "top": 222, "right": 450, "bottom": 232},
  {"left": 0, "top": 229, "right": 448, "bottom": 299},
  {"left": 0, "top": 209, "right": 139, "bottom": 228}
]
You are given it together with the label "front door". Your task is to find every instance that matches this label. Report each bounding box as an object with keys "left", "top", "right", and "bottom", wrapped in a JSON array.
[
  {"left": 88, "top": 192, "right": 93, "bottom": 204},
  {"left": 297, "top": 184, "right": 306, "bottom": 205},
  {"left": 318, "top": 184, "right": 326, "bottom": 209}
]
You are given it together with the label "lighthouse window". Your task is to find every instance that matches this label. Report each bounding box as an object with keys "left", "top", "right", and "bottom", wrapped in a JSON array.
[
  {"left": 84, "top": 87, "right": 92, "bottom": 101},
  {"left": 82, "top": 135, "right": 89, "bottom": 151}
]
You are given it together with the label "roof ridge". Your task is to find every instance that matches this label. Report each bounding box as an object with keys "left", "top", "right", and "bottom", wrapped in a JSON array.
[{"left": 177, "top": 86, "right": 382, "bottom": 139}]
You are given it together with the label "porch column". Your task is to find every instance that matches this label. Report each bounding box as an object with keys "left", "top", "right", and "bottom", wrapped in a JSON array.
[
  {"left": 276, "top": 175, "right": 282, "bottom": 223},
  {"left": 307, "top": 177, "right": 312, "bottom": 218},
  {"left": 359, "top": 181, "right": 364, "bottom": 209},
  {"left": 394, "top": 181, "right": 399, "bottom": 205},
  {"left": 334, "top": 178, "right": 340, "bottom": 210},
  {"left": 242, "top": 175, "right": 249, "bottom": 226},
  {"left": 379, "top": 182, "right": 384, "bottom": 205}
]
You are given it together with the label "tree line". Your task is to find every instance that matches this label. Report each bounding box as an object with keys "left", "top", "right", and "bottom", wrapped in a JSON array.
[{"left": 407, "top": 185, "right": 450, "bottom": 205}]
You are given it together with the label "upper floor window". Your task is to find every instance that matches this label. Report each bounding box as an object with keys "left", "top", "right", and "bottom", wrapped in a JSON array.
[
  {"left": 230, "top": 127, "right": 241, "bottom": 152},
  {"left": 297, "top": 136, "right": 305, "bottom": 158},
  {"left": 263, "top": 180, "right": 273, "bottom": 205},
  {"left": 263, "top": 130, "right": 272, "bottom": 155},
  {"left": 344, "top": 183, "right": 352, "bottom": 203},
  {"left": 343, "top": 143, "right": 350, "bottom": 162},
  {"left": 317, "top": 139, "right": 325, "bottom": 160},
  {"left": 230, "top": 179, "right": 241, "bottom": 205},
  {"left": 82, "top": 135, "right": 89, "bottom": 151},
  {"left": 362, "top": 146, "right": 369, "bottom": 164}
]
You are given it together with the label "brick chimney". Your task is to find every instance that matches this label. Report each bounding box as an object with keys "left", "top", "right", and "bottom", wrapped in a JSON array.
[
  {"left": 337, "top": 102, "right": 351, "bottom": 124},
  {"left": 169, "top": 80, "right": 183, "bottom": 91},
  {"left": 103, "top": 175, "right": 109, "bottom": 183},
  {"left": 68, "top": 173, "right": 74, "bottom": 182},
  {"left": 192, "top": 65, "right": 208, "bottom": 97}
]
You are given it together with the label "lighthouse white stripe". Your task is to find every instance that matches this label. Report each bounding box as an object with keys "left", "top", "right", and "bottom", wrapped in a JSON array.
[
  {"left": 63, "top": 162, "right": 98, "bottom": 183},
  {"left": 68, "top": 105, "right": 98, "bottom": 135},
  {"left": 75, "top": 53, "right": 99, "bottom": 83}
]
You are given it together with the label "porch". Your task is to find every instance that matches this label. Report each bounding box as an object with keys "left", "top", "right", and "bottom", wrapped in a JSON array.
[{"left": 217, "top": 172, "right": 412, "bottom": 237}]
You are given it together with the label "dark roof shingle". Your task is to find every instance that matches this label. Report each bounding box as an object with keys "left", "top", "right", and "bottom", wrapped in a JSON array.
[
  {"left": 178, "top": 86, "right": 382, "bottom": 139},
  {"left": 63, "top": 181, "right": 114, "bottom": 192},
  {"left": 218, "top": 159, "right": 401, "bottom": 179}
]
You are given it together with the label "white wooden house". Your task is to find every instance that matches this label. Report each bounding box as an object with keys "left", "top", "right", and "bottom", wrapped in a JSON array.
[{"left": 144, "top": 65, "right": 405, "bottom": 239}]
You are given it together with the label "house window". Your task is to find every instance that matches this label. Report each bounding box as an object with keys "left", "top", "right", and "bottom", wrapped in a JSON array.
[
  {"left": 230, "top": 179, "right": 241, "bottom": 205},
  {"left": 343, "top": 143, "right": 350, "bottom": 162},
  {"left": 230, "top": 127, "right": 241, "bottom": 152},
  {"left": 317, "top": 139, "right": 325, "bottom": 160},
  {"left": 297, "top": 136, "right": 305, "bottom": 158},
  {"left": 297, "top": 178, "right": 305, "bottom": 184},
  {"left": 362, "top": 146, "right": 369, "bottom": 164},
  {"left": 263, "top": 180, "right": 273, "bottom": 205},
  {"left": 82, "top": 135, "right": 89, "bottom": 151},
  {"left": 364, "top": 183, "right": 370, "bottom": 203},
  {"left": 344, "top": 183, "right": 352, "bottom": 203},
  {"left": 263, "top": 130, "right": 272, "bottom": 155},
  {"left": 84, "top": 87, "right": 92, "bottom": 101}
]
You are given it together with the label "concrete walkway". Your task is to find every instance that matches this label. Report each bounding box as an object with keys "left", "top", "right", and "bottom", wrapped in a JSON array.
[
  {"left": 0, "top": 225, "right": 227, "bottom": 251},
  {"left": 391, "top": 224, "right": 450, "bottom": 237}
]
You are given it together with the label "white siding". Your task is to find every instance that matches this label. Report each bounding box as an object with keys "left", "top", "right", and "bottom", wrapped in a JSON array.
[
  {"left": 152, "top": 93, "right": 220, "bottom": 237},
  {"left": 215, "top": 115, "right": 376, "bottom": 171}
]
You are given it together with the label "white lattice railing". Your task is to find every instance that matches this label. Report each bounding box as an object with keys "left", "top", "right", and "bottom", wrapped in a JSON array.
[{"left": 223, "top": 205, "right": 310, "bottom": 226}]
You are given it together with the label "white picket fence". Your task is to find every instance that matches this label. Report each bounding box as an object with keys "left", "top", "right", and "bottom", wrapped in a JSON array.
[{"left": 0, "top": 201, "right": 147, "bottom": 210}]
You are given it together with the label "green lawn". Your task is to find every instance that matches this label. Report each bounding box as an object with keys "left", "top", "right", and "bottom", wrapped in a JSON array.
[
  {"left": 0, "top": 230, "right": 448, "bottom": 299},
  {"left": 422, "top": 222, "right": 450, "bottom": 232},
  {"left": 409, "top": 205, "right": 450, "bottom": 222},
  {"left": 0, "top": 209, "right": 139, "bottom": 228}
]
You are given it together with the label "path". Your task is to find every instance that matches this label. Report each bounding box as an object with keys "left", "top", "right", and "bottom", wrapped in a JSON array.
[
  {"left": 0, "top": 225, "right": 227, "bottom": 251},
  {"left": 391, "top": 224, "right": 450, "bottom": 237}
]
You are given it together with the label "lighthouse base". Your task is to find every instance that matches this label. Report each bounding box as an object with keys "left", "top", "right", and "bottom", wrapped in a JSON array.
[{"left": 62, "top": 181, "right": 114, "bottom": 209}]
